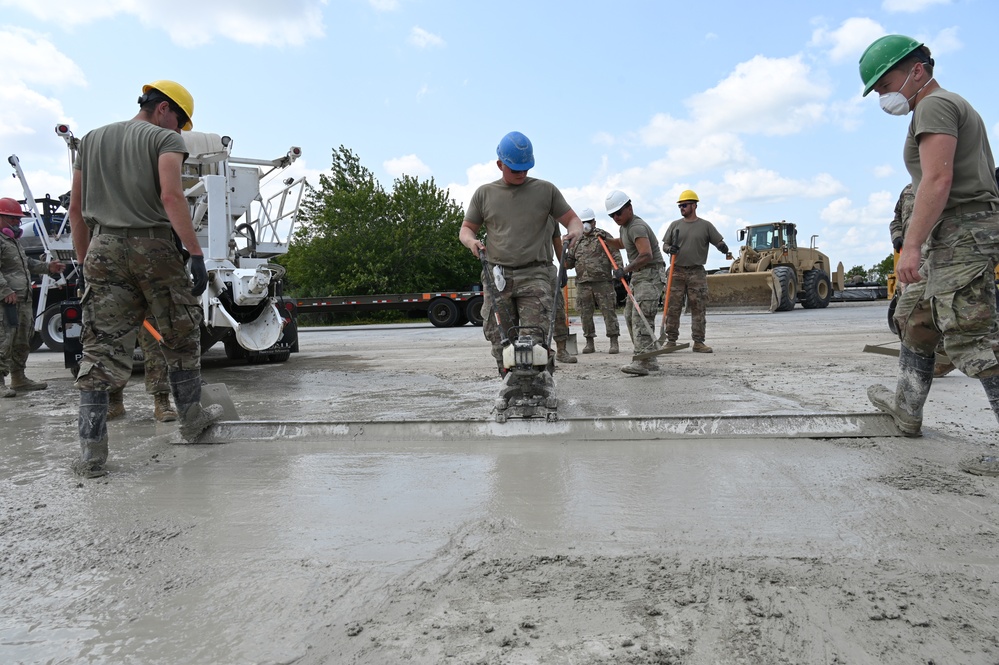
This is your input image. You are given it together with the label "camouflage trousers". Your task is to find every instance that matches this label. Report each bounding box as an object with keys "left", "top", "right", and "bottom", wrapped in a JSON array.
[
  {"left": 550, "top": 266, "right": 569, "bottom": 343},
  {"left": 624, "top": 265, "right": 665, "bottom": 354},
  {"left": 74, "top": 234, "right": 202, "bottom": 392},
  {"left": 119, "top": 320, "right": 170, "bottom": 394},
  {"left": 576, "top": 280, "right": 619, "bottom": 338},
  {"left": 482, "top": 264, "right": 553, "bottom": 363},
  {"left": 663, "top": 265, "right": 708, "bottom": 344},
  {"left": 894, "top": 210, "right": 999, "bottom": 378},
  {"left": 0, "top": 296, "right": 33, "bottom": 376}
]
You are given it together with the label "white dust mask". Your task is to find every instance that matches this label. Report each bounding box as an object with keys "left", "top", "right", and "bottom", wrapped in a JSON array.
[
  {"left": 878, "top": 66, "right": 932, "bottom": 116},
  {"left": 583, "top": 222, "right": 593, "bottom": 233}
]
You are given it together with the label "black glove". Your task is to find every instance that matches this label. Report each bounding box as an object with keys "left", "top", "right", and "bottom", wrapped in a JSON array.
[
  {"left": 190, "top": 255, "right": 208, "bottom": 296},
  {"left": 558, "top": 272, "right": 568, "bottom": 288},
  {"left": 892, "top": 237, "right": 903, "bottom": 253},
  {"left": 612, "top": 267, "right": 626, "bottom": 280},
  {"left": 717, "top": 242, "right": 729, "bottom": 255},
  {"left": 665, "top": 245, "right": 680, "bottom": 255}
]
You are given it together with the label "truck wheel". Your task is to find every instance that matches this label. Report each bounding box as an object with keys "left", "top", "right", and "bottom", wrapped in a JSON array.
[
  {"left": 466, "top": 296, "right": 484, "bottom": 326},
  {"left": 801, "top": 270, "right": 832, "bottom": 309},
  {"left": 41, "top": 305, "right": 66, "bottom": 352},
  {"left": 29, "top": 332, "right": 43, "bottom": 353},
  {"left": 772, "top": 266, "right": 797, "bottom": 311},
  {"left": 427, "top": 297, "right": 460, "bottom": 327},
  {"left": 887, "top": 293, "right": 899, "bottom": 335},
  {"left": 223, "top": 334, "right": 249, "bottom": 361}
]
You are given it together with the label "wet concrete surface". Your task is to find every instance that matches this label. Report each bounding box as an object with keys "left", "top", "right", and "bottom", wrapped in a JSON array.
[{"left": 2, "top": 301, "right": 998, "bottom": 664}]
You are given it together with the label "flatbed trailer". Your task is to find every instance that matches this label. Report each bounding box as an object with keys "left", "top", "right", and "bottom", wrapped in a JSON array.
[{"left": 294, "top": 289, "right": 484, "bottom": 328}]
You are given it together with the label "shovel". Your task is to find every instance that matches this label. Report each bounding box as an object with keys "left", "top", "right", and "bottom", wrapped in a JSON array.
[
  {"left": 142, "top": 319, "right": 239, "bottom": 421},
  {"left": 597, "top": 236, "right": 688, "bottom": 361}
]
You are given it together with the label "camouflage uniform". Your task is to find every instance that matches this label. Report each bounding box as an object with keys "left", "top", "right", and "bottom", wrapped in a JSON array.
[
  {"left": 890, "top": 184, "right": 915, "bottom": 249},
  {"left": 894, "top": 210, "right": 999, "bottom": 377},
  {"left": 0, "top": 234, "right": 51, "bottom": 382},
  {"left": 481, "top": 264, "right": 552, "bottom": 360},
  {"left": 664, "top": 265, "right": 709, "bottom": 344},
  {"left": 566, "top": 230, "right": 620, "bottom": 340}
]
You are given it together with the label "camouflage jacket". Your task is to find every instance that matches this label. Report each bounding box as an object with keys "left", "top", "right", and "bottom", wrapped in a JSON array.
[
  {"left": 890, "top": 184, "right": 915, "bottom": 243},
  {"left": 566, "top": 229, "right": 621, "bottom": 283},
  {"left": 0, "top": 235, "right": 49, "bottom": 301}
]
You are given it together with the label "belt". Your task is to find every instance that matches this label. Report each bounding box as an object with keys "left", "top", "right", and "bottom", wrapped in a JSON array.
[
  {"left": 942, "top": 200, "right": 999, "bottom": 217},
  {"left": 503, "top": 260, "right": 548, "bottom": 271},
  {"left": 676, "top": 264, "right": 705, "bottom": 270},
  {"left": 96, "top": 225, "right": 174, "bottom": 240}
]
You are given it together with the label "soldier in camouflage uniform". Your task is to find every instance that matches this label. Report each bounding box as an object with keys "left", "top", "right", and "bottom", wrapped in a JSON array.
[
  {"left": 0, "top": 198, "right": 64, "bottom": 397},
  {"left": 889, "top": 184, "right": 955, "bottom": 378},
  {"left": 549, "top": 220, "right": 576, "bottom": 364},
  {"left": 68, "top": 80, "right": 221, "bottom": 478},
  {"left": 860, "top": 35, "right": 999, "bottom": 476},
  {"left": 459, "top": 132, "right": 582, "bottom": 378},
  {"left": 565, "top": 208, "right": 620, "bottom": 354}
]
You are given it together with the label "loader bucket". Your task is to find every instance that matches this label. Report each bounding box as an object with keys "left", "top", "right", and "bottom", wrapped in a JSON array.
[{"left": 706, "top": 272, "right": 777, "bottom": 311}]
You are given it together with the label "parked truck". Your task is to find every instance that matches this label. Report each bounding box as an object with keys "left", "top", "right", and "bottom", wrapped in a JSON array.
[
  {"left": 706, "top": 220, "right": 845, "bottom": 312},
  {"left": 294, "top": 289, "right": 484, "bottom": 327}
]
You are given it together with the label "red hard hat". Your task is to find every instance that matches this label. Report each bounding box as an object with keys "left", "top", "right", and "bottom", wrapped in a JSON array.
[{"left": 0, "top": 197, "right": 27, "bottom": 219}]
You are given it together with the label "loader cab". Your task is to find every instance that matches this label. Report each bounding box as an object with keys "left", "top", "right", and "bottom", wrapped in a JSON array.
[{"left": 742, "top": 222, "right": 797, "bottom": 251}]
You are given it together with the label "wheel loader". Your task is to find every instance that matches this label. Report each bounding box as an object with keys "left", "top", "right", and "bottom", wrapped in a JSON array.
[{"left": 706, "top": 221, "right": 845, "bottom": 312}]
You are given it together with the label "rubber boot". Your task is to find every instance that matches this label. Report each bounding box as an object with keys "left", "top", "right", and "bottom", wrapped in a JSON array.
[
  {"left": 693, "top": 341, "right": 713, "bottom": 353},
  {"left": 1, "top": 375, "right": 14, "bottom": 398},
  {"left": 73, "top": 391, "right": 109, "bottom": 478},
  {"left": 154, "top": 392, "right": 178, "bottom": 422},
  {"left": 107, "top": 388, "right": 126, "bottom": 421},
  {"left": 867, "top": 346, "right": 934, "bottom": 437},
  {"left": 555, "top": 340, "right": 576, "bottom": 364},
  {"left": 170, "top": 370, "right": 224, "bottom": 443},
  {"left": 582, "top": 338, "right": 596, "bottom": 354},
  {"left": 608, "top": 336, "right": 619, "bottom": 355},
  {"left": 10, "top": 369, "right": 46, "bottom": 392}
]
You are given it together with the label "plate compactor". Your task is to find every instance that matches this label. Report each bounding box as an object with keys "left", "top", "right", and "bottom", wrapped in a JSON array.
[{"left": 481, "top": 248, "right": 567, "bottom": 423}]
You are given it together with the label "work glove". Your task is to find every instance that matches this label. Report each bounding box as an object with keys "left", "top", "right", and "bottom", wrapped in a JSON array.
[
  {"left": 558, "top": 271, "right": 568, "bottom": 288},
  {"left": 190, "top": 255, "right": 208, "bottom": 296},
  {"left": 892, "top": 237, "right": 903, "bottom": 253},
  {"left": 665, "top": 245, "right": 680, "bottom": 255},
  {"left": 612, "top": 267, "right": 626, "bottom": 281}
]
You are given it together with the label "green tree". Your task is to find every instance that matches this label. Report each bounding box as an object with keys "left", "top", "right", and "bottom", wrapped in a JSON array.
[
  {"left": 870, "top": 254, "right": 895, "bottom": 285},
  {"left": 283, "top": 146, "right": 478, "bottom": 297}
]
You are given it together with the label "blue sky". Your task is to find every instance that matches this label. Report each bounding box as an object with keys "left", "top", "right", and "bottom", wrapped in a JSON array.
[{"left": 2, "top": 0, "right": 995, "bottom": 274}]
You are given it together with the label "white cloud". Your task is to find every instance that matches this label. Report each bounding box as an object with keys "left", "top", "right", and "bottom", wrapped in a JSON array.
[
  {"left": 883, "top": 0, "right": 950, "bottom": 13},
  {"left": 383, "top": 154, "right": 432, "bottom": 179},
  {"left": 926, "top": 26, "right": 961, "bottom": 55},
  {"left": 818, "top": 191, "right": 896, "bottom": 265},
  {"left": 408, "top": 26, "right": 444, "bottom": 49},
  {"left": 445, "top": 161, "right": 497, "bottom": 211},
  {"left": 0, "top": 0, "right": 326, "bottom": 47},
  {"left": 810, "top": 17, "right": 885, "bottom": 63},
  {"left": 717, "top": 169, "right": 846, "bottom": 204},
  {"left": 873, "top": 164, "right": 896, "bottom": 178}
]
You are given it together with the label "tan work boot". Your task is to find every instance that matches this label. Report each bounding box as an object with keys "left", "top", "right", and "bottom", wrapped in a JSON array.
[
  {"left": 556, "top": 340, "right": 577, "bottom": 364},
  {"left": 107, "top": 388, "right": 126, "bottom": 421},
  {"left": 608, "top": 336, "right": 619, "bottom": 354},
  {"left": 1, "top": 375, "right": 14, "bottom": 398},
  {"left": 582, "top": 338, "right": 596, "bottom": 354},
  {"left": 933, "top": 360, "right": 956, "bottom": 378},
  {"left": 10, "top": 370, "right": 46, "bottom": 392},
  {"left": 663, "top": 340, "right": 678, "bottom": 350},
  {"left": 621, "top": 360, "right": 649, "bottom": 376},
  {"left": 154, "top": 392, "right": 178, "bottom": 422},
  {"left": 692, "top": 341, "right": 713, "bottom": 353}
]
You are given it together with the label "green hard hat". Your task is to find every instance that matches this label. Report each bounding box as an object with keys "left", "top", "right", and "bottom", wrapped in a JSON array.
[{"left": 859, "top": 34, "right": 923, "bottom": 97}]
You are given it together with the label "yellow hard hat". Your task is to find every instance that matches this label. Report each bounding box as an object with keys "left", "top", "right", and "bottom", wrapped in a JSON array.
[
  {"left": 677, "top": 189, "right": 699, "bottom": 203},
  {"left": 140, "top": 80, "right": 194, "bottom": 130}
]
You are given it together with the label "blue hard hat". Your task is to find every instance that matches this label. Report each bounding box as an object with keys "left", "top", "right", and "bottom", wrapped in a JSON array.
[{"left": 496, "top": 131, "right": 535, "bottom": 171}]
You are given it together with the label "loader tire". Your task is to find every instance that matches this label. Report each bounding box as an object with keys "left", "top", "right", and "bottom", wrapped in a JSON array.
[
  {"left": 801, "top": 269, "right": 832, "bottom": 309},
  {"left": 772, "top": 266, "right": 797, "bottom": 312}
]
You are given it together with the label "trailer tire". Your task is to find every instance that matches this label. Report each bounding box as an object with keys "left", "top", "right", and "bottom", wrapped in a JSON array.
[
  {"left": 39, "top": 305, "right": 66, "bottom": 352},
  {"left": 223, "top": 334, "right": 249, "bottom": 361},
  {"left": 29, "top": 331, "right": 43, "bottom": 353},
  {"left": 772, "top": 266, "right": 797, "bottom": 311},
  {"left": 466, "top": 296, "right": 484, "bottom": 326},
  {"left": 801, "top": 270, "right": 832, "bottom": 309},
  {"left": 427, "top": 297, "right": 460, "bottom": 328}
]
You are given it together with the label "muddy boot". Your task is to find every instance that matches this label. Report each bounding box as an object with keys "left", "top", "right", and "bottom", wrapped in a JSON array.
[
  {"left": 1, "top": 375, "right": 14, "bottom": 398},
  {"left": 107, "top": 388, "right": 126, "bottom": 421},
  {"left": 154, "top": 392, "right": 178, "bottom": 422},
  {"left": 608, "top": 336, "right": 619, "bottom": 355},
  {"left": 643, "top": 359, "right": 661, "bottom": 373},
  {"left": 621, "top": 360, "right": 649, "bottom": 376},
  {"left": 10, "top": 370, "right": 47, "bottom": 392},
  {"left": 693, "top": 341, "right": 713, "bottom": 353},
  {"left": 73, "top": 391, "right": 109, "bottom": 478},
  {"left": 867, "top": 346, "right": 934, "bottom": 437},
  {"left": 555, "top": 340, "right": 576, "bottom": 364},
  {"left": 170, "top": 370, "right": 224, "bottom": 443},
  {"left": 582, "top": 338, "right": 596, "bottom": 354}
]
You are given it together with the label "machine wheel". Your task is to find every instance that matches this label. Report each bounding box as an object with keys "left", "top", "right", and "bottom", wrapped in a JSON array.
[
  {"left": 29, "top": 332, "right": 43, "bottom": 353},
  {"left": 223, "top": 334, "right": 249, "bottom": 361},
  {"left": 40, "top": 305, "right": 65, "bottom": 352},
  {"left": 772, "top": 266, "right": 797, "bottom": 312},
  {"left": 887, "top": 293, "right": 899, "bottom": 335},
  {"left": 427, "top": 297, "right": 460, "bottom": 327},
  {"left": 466, "top": 296, "right": 484, "bottom": 326},
  {"left": 268, "top": 351, "right": 291, "bottom": 363},
  {"left": 801, "top": 270, "right": 832, "bottom": 309}
]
